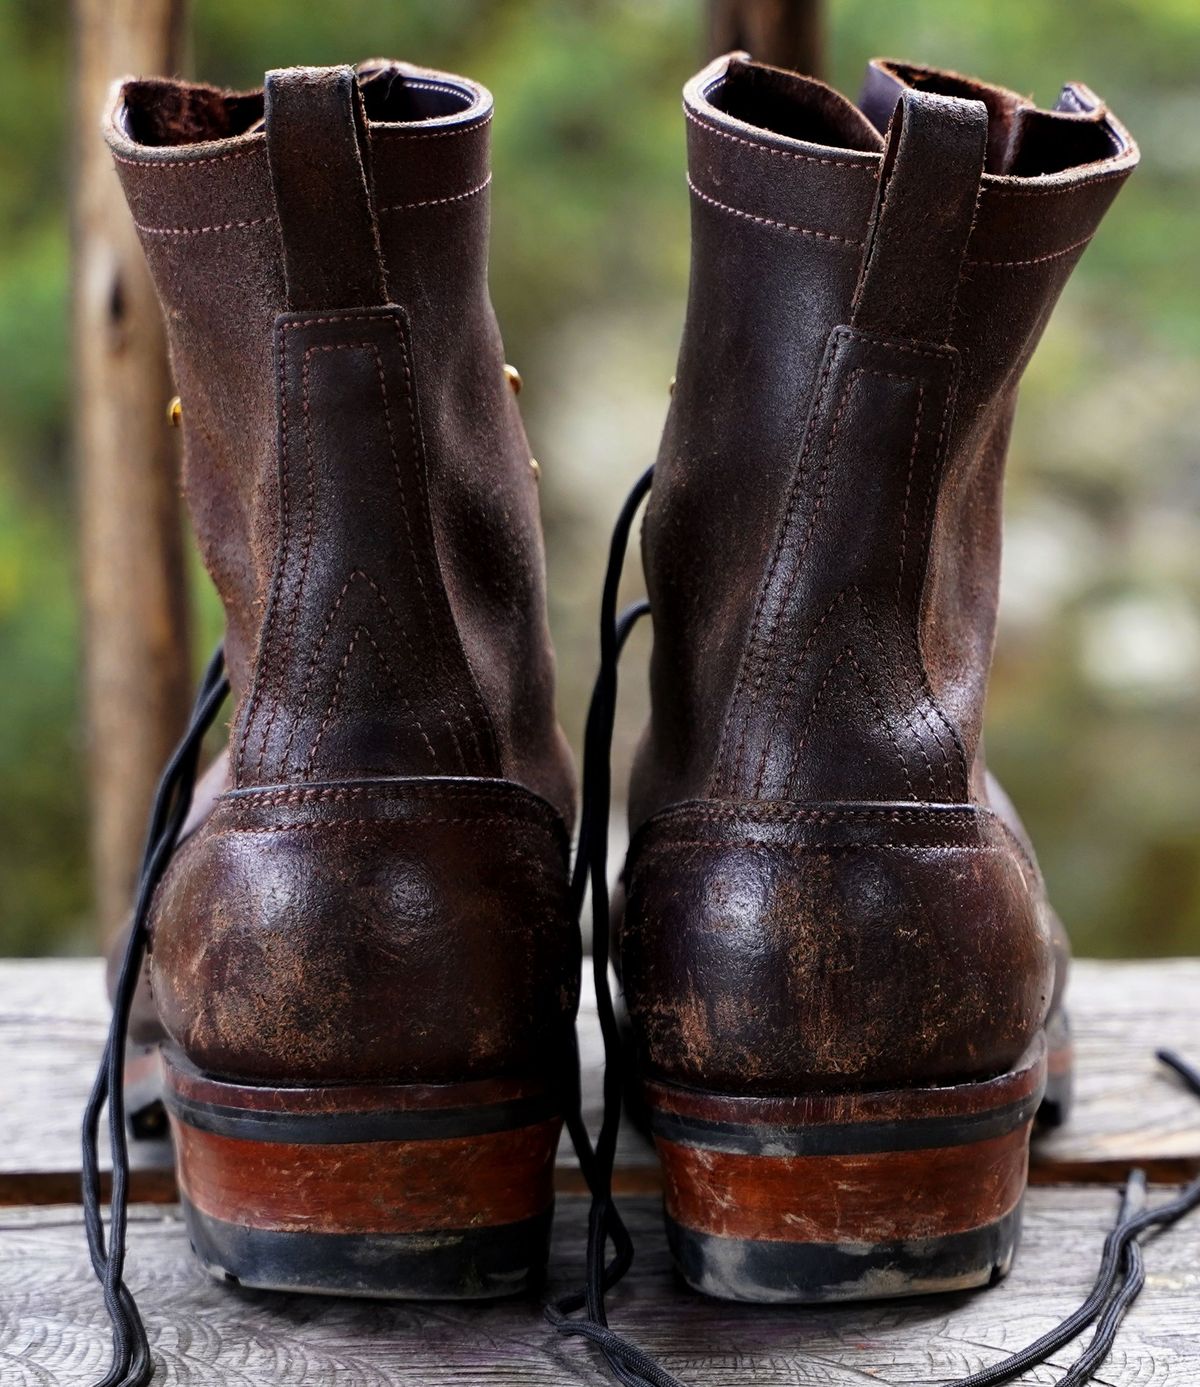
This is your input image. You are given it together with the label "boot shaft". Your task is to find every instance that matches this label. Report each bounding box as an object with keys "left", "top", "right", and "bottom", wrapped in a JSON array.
[
  {"left": 106, "top": 62, "right": 572, "bottom": 815},
  {"left": 634, "top": 55, "right": 1137, "bottom": 817}
]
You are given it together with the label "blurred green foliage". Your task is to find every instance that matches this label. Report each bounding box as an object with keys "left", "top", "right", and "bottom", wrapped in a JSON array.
[{"left": 0, "top": 1, "right": 1196, "bottom": 956}]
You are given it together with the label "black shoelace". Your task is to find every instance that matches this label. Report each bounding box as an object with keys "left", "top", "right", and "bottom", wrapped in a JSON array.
[
  {"left": 547, "top": 464, "right": 1200, "bottom": 1387},
  {"left": 82, "top": 645, "right": 229, "bottom": 1387}
]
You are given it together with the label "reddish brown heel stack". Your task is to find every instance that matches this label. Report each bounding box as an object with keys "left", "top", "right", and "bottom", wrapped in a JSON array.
[
  {"left": 162, "top": 1049, "right": 562, "bottom": 1299},
  {"left": 645, "top": 1036, "right": 1047, "bottom": 1303}
]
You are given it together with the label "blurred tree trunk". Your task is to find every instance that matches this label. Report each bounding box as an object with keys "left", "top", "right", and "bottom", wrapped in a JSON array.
[
  {"left": 708, "top": 0, "right": 824, "bottom": 77},
  {"left": 71, "top": 0, "right": 192, "bottom": 946}
]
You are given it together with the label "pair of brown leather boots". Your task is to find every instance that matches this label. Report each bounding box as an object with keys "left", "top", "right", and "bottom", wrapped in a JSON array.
[{"left": 102, "top": 49, "right": 1135, "bottom": 1331}]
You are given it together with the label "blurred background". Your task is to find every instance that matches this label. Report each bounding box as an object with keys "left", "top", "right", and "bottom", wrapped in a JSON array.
[{"left": 0, "top": 0, "right": 1197, "bottom": 958}]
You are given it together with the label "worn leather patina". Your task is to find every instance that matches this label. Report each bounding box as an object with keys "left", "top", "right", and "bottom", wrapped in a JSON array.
[
  {"left": 619, "top": 56, "right": 1137, "bottom": 1095},
  {"left": 105, "top": 61, "right": 577, "bottom": 1086}
]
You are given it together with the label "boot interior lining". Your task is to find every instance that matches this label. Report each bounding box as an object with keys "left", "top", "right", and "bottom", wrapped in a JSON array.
[
  {"left": 704, "top": 59, "right": 883, "bottom": 154},
  {"left": 702, "top": 55, "right": 1123, "bottom": 178},
  {"left": 871, "top": 61, "right": 1122, "bottom": 176},
  {"left": 120, "top": 66, "right": 475, "bottom": 148}
]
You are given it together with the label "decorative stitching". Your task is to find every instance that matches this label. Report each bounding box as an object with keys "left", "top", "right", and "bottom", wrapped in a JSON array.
[
  {"left": 225, "top": 783, "right": 553, "bottom": 808},
  {"left": 850, "top": 589, "right": 939, "bottom": 800},
  {"left": 749, "top": 367, "right": 920, "bottom": 796},
  {"left": 648, "top": 805, "right": 980, "bottom": 827},
  {"left": 839, "top": 327, "right": 954, "bottom": 361},
  {"left": 364, "top": 333, "right": 467, "bottom": 771},
  {"left": 133, "top": 214, "right": 274, "bottom": 236},
  {"left": 894, "top": 384, "right": 926, "bottom": 603},
  {"left": 781, "top": 646, "right": 850, "bottom": 789},
  {"left": 378, "top": 176, "right": 491, "bottom": 212},
  {"left": 846, "top": 647, "right": 917, "bottom": 801},
  {"left": 748, "top": 366, "right": 864, "bottom": 795},
  {"left": 237, "top": 310, "right": 499, "bottom": 789},
  {"left": 269, "top": 330, "right": 468, "bottom": 777},
  {"left": 950, "top": 153, "right": 987, "bottom": 346},
  {"left": 348, "top": 581, "right": 447, "bottom": 766},
  {"left": 393, "top": 77, "right": 469, "bottom": 100},
  {"left": 280, "top": 569, "right": 449, "bottom": 777},
  {"left": 684, "top": 109, "right": 879, "bottom": 174},
  {"left": 391, "top": 324, "right": 484, "bottom": 772},
  {"left": 393, "top": 323, "right": 498, "bottom": 772},
  {"left": 113, "top": 144, "right": 263, "bottom": 171},
  {"left": 911, "top": 375, "right": 971, "bottom": 796},
  {"left": 304, "top": 623, "right": 438, "bottom": 776},
  {"left": 715, "top": 334, "right": 846, "bottom": 791},
  {"left": 210, "top": 815, "right": 559, "bottom": 839},
  {"left": 281, "top": 571, "right": 357, "bottom": 771},
  {"left": 632, "top": 840, "right": 1004, "bottom": 862},
  {"left": 964, "top": 233, "right": 1094, "bottom": 269},
  {"left": 285, "top": 313, "right": 397, "bottom": 328},
  {"left": 982, "top": 167, "right": 1129, "bottom": 198},
  {"left": 255, "top": 337, "right": 323, "bottom": 775},
  {"left": 752, "top": 587, "right": 853, "bottom": 796},
  {"left": 891, "top": 375, "right": 958, "bottom": 796},
  {"left": 687, "top": 178, "right": 864, "bottom": 247},
  {"left": 235, "top": 320, "right": 294, "bottom": 782},
  {"left": 304, "top": 626, "right": 361, "bottom": 776},
  {"left": 375, "top": 111, "right": 493, "bottom": 141}
]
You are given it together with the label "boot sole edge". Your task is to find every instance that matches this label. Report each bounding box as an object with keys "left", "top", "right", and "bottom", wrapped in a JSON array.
[{"left": 646, "top": 1033, "right": 1047, "bottom": 1303}]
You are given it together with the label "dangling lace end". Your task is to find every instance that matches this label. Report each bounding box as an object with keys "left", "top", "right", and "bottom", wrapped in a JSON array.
[
  {"left": 549, "top": 466, "right": 685, "bottom": 1387},
  {"left": 1157, "top": 1048, "right": 1200, "bottom": 1097},
  {"left": 1056, "top": 1169, "right": 1146, "bottom": 1387},
  {"left": 81, "top": 646, "right": 229, "bottom": 1387}
]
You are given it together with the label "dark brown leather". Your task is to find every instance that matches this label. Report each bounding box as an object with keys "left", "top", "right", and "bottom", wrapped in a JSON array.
[
  {"left": 622, "top": 802, "right": 1048, "bottom": 1092},
  {"left": 105, "top": 62, "right": 577, "bottom": 1086},
  {"left": 150, "top": 779, "right": 572, "bottom": 1085},
  {"left": 620, "top": 55, "right": 1137, "bottom": 1095}
]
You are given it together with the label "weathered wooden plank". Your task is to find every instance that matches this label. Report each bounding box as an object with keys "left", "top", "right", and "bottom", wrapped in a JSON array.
[
  {"left": 2, "top": 1188, "right": 1196, "bottom": 1385},
  {"left": 2, "top": 960, "right": 1198, "bottom": 1202},
  {"left": 1032, "top": 962, "right": 1200, "bottom": 1181},
  {"left": 72, "top": 0, "right": 193, "bottom": 946}
]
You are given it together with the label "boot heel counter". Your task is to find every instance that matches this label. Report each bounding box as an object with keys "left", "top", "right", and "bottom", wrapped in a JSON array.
[
  {"left": 149, "top": 779, "right": 575, "bottom": 1084},
  {"left": 620, "top": 801, "right": 1054, "bottom": 1094}
]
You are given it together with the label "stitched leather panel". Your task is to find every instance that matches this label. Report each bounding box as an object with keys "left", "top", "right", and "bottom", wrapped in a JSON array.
[
  {"left": 714, "top": 326, "right": 967, "bottom": 802},
  {"left": 628, "top": 57, "right": 1136, "bottom": 829},
  {"left": 236, "top": 307, "right": 500, "bottom": 786}
]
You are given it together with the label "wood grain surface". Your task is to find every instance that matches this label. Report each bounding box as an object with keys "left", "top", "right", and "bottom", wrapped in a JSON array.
[
  {"left": 2, "top": 959, "right": 1198, "bottom": 1383},
  {"left": 2, "top": 1187, "right": 1197, "bottom": 1386}
]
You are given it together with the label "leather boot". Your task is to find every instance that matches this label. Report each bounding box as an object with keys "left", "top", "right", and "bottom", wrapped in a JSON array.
[
  {"left": 104, "top": 60, "right": 576, "bottom": 1298},
  {"left": 617, "top": 55, "right": 1137, "bottom": 1302}
]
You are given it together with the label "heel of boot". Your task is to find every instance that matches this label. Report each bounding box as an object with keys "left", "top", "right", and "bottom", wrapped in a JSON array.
[
  {"left": 162, "top": 1048, "right": 562, "bottom": 1299},
  {"left": 124, "top": 1041, "right": 169, "bottom": 1142},
  {"left": 646, "top": 1036, "right": 1046, "bottom": 1303},
  {"left": 1038, "top": 1009, "right": 1074, "bottom": 1130}
]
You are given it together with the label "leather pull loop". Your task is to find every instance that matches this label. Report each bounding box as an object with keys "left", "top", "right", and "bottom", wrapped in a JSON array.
[
  {"left": 851, "top": 88, "right": 987, "bottom": 345},
  {"left": 264, "top": 65, "right": 389, "bottom": 311}
]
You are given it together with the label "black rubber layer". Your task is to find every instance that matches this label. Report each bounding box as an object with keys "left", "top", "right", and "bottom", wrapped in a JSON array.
[
  {"left": 649, "top": 1092, "right": 1041, "bottom": 1157},
  {"left": 164, "top": 1088, "right": 558, "bottom": 1145},
  {"left": 182, "top": 1197, "right": 555, "bottom": 1301},
  {"left": 667, "top": 1203, "right": 1024, "bottom": 1304}
]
